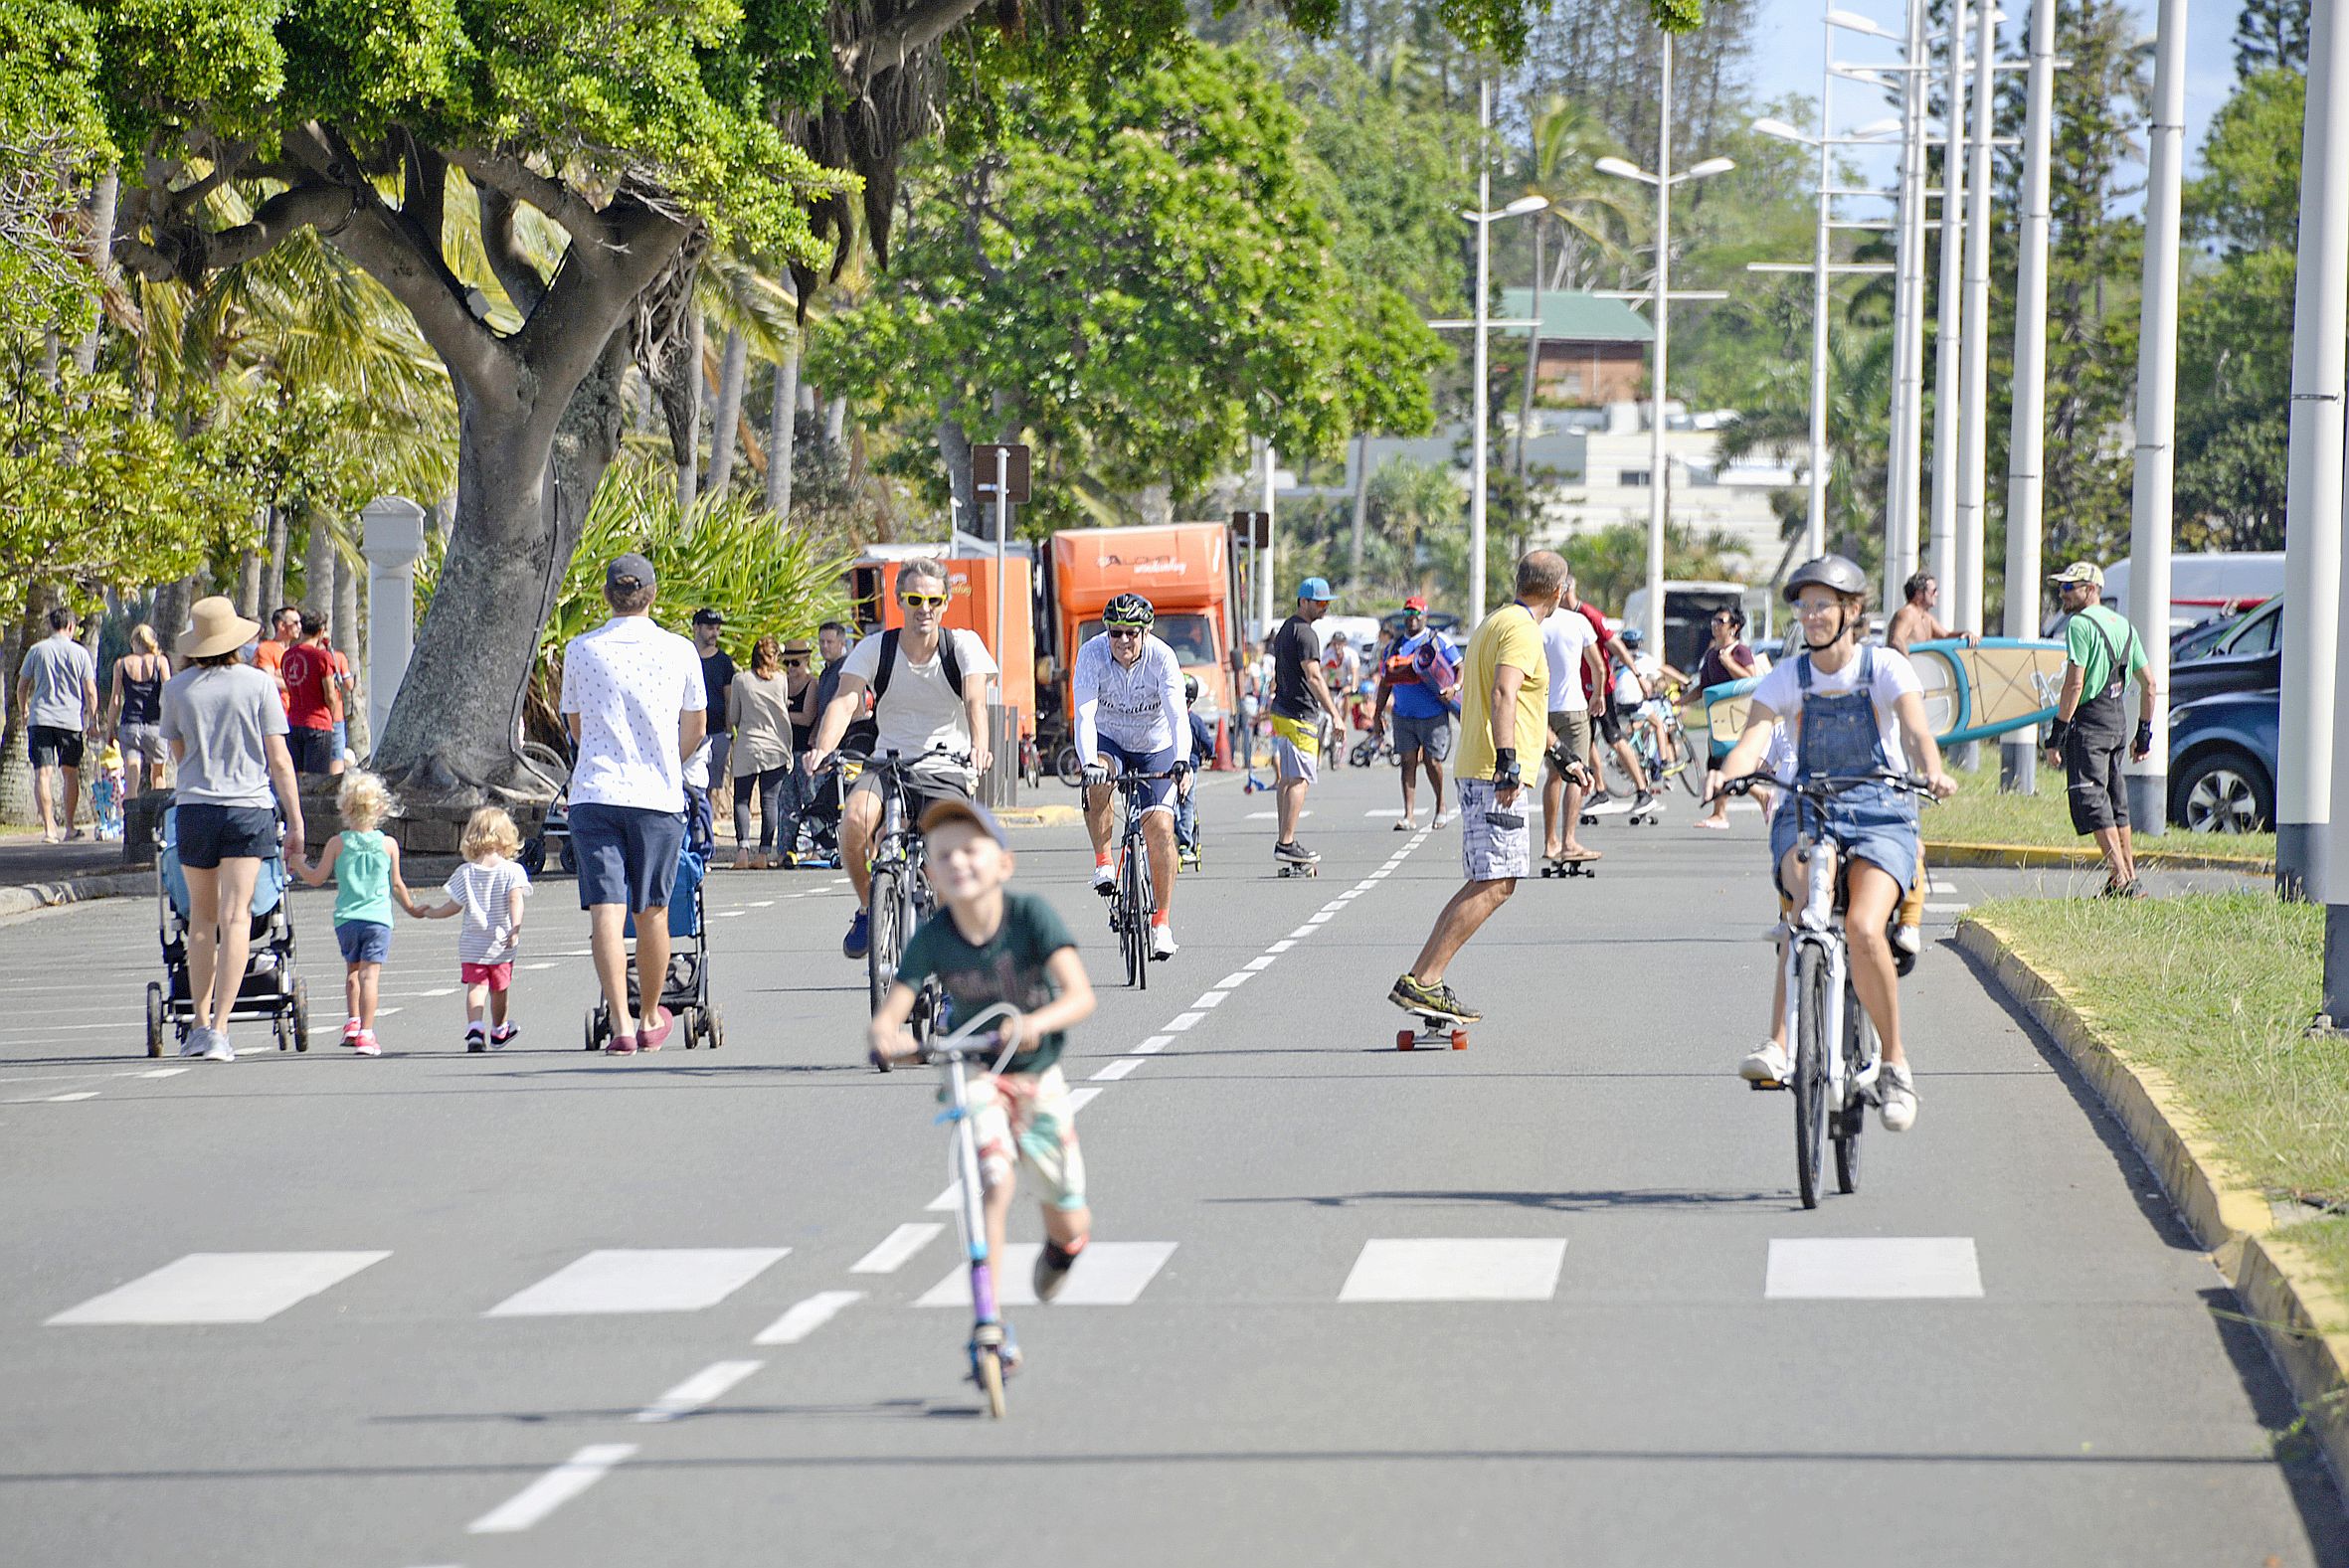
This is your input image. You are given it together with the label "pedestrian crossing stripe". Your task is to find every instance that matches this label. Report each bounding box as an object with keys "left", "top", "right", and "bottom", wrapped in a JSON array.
[
  {"left": 1339, "top": 1239, "right": 1567, "bottom": 1303},
  {"left": 1764, "top": 1238, "right": 1983, "bottom": 1299},
  {"left": 484, "top": 1248, "right": 790, "bottom": 1316},
  {"left": 915, "top": 1242, "right": 1176, "bottom": 1307},
  {"left": 47, "top": 1251, "right": 391, "bottom": 1325}
]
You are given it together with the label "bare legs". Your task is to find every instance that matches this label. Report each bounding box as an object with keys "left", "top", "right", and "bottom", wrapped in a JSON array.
[
  {"left": 182, "top": 858, "right": 261, "bottom": 1035},
  {"left": 1407, "top": 878, "right": 1517, "bottom": 986},
  {"left": 1775, "top": 844, "right": 1907, "bottom": 1067}
]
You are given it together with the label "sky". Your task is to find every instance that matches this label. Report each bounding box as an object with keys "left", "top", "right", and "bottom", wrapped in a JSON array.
[{"left": 1740, "top": 0, "right": 2246, "bottom": 204}]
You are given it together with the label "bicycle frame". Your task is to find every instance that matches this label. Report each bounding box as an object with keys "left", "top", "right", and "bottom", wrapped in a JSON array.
[{"left": 1779, "top": 823, "right": 1879, "bottom": 1111}]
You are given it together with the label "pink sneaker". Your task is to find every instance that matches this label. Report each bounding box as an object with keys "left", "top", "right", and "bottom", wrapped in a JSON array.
[
  {"left": 635, "top": 1006, "right": 673, "bottom": 1052},
  {"left": 340, "top": 1018, "right": 363, "bottom": 1046},
  {"left": 353, "top": 1031, "right": 381, "bottom": 1057}
]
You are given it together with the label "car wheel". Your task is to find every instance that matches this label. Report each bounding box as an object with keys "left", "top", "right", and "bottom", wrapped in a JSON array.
[{"left": 2174, "top": 749, "right": 2272, "bottom": 834}]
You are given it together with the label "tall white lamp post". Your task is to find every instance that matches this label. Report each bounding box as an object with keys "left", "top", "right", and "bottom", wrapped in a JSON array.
[
  {"left": 1594, "top": 33, "right": 1734, "bottom": 650},
  {"left": 2000, "top": 0, "right": 2059, "bottom": 792}
]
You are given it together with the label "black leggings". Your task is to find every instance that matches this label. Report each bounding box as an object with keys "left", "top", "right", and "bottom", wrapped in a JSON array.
[{"left": 734, "top": 766, "right": 789, "bottom": 850}]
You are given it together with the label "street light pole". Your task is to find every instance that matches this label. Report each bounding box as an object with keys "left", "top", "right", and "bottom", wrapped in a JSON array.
[
  {"left": 1472, "top": 75, "right": 1495, "bottom": 620},
  {"left": 1953, "top": 0, "right": 1998, "bottom": 659},
  {"left": 1806, "top": 20, "right": 1833, "bottom": 561},
  {"left": 1652, "top": 34, "right": 1675, "bottom": 642},
  {"left": 1928, "top": 0, "right": 1967, "bottom": 593},
  {"left": 2124, "top": 0, "right": 2187, "bottom": 837},
  {"left": 1999, "top": 0, "right": 2058, "bottom": 794},
  {"left": 1888, "top": 0, "right": 1931, "bottom": 602}
]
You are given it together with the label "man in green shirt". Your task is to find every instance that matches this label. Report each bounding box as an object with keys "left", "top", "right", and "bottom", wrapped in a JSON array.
[{"left": 2043, "top": 562, "right": 2160, "bottom": 897}]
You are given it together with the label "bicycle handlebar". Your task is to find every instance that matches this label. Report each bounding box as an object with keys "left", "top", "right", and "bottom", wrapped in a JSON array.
[{"left": 1709, "top": 770, "right": 1937, "bottom": 808}]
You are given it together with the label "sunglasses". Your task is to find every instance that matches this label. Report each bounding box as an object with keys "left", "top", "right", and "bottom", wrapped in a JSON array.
[
  {"left": 782, "top": 657, "right": 809, "bottom": 666},
  {"left": 901, "top": 594, "right": 947, "bottom": 610},
  {"left": 1712, "top": 615, "right": 1736, "bottom": 625},
  {"left": 1107, "top": 627, "right": 1144, "bottom": 641}
]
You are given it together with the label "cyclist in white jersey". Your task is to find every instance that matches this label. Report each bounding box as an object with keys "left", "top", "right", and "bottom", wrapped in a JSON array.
[{"left": 1075, "top": 594, "right": 1190, "bottom": 959}]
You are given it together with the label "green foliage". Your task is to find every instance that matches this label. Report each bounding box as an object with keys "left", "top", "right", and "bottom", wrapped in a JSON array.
[
  {"left": 2186, "top": 67, "right": 2305, "bottom": 261},
  {"left": 1558, "top": 519, "right": 1742, "bottom": 618},
  {"left": 2232, "top": 0, "right": 2310, "bottom": 78},
  {"left": 0, "top": 0, "right": 110, "bottom": 338},
  {"left": 814, "top": 44, "right": 1443, "bottom": 530}
]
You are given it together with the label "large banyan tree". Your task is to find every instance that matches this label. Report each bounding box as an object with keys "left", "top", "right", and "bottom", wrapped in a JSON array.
[{"left": 90, "top": 0, "right": 1664, "bottom": 801}]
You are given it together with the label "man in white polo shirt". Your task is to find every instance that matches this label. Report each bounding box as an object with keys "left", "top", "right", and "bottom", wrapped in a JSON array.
[{"left": 560, "top": 553, "right": 707, "bottom": 1055}]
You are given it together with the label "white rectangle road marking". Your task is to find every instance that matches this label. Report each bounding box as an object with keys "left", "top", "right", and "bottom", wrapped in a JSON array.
[
  {"left": 1090, "top": 1058, "right": 1141, "bottom": 1082},
  {"left": 485, "top": 1249, "right": 789, "bottom": 1316},
  {"left": 926, "top": 1181, "right": 965, "bottom": 1212},
  {"left": 1064, "top": 1087, "right": 1103, "bottom": 1114},
  {"left": 632, "top": 1359, "right": 764, "bottom": 1423},
  {"left": 1764, "top": 1238, "right": 1983, "bottom": 1300},
  {"left": 849, "top": 1223, "right": 943, "bottom": 1275},
  {"left": 1339, "top": 1239, "right": 1568, "bottom": 1304},
  {"left": 917, "top": 1242, "right": 1176, "bottom": 1307},
  {"left": 1364, "top": 808, "right": 1406, "bottom": 817},
  {"left": 1922, "top": 902, "right": 1970, "bottom": 914},
  {"left": 1212, "top": 970, "right": 1256, "bottom": 989},
  {"left": 754, "top": 1290, "right": 863, "bottom": 1345},
  {"left": 137, "top": 1068, "right": 190, "bottom": 1079},
  {"left": 1131, "top": 1035, "right": 1174, "bottom": 1055},
  {"left": 1163, "top": 1012, "right": 1204, "bottom": 1031},
  {"left": 467, "top": 1444, "right": 636, "bottom": 1534},
  {"left": 47, "top": 1092, "right": 99, "bottom": 1103},
  {"left": 49, "top": 1251, "right": 392, "bottom": 1325},
  {"left": 1193, "top": 991, "right": 1229, "bottom": 1008},
  {"left": 1267, "top": 941, "right": 1296, "bottom": 954},
  {"left": 1242, "top": 957, "right": 1279, "bottom": 971},
  {"left": 1287, "top": 926, "right": 1320, "bottom": 940}
]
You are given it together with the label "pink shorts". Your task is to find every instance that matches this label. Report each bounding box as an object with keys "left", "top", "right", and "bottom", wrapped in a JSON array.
[{"left": 461, "top": 961, "right": 513, "bottom": 992}]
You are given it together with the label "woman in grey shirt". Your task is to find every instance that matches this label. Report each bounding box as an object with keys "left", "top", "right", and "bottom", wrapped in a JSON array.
[
  {"left": 727, "top": 635, "right": 796, "bottom": 868},
  {"left": 160, "top": 598, "right": 307, "bottom": 1063}
]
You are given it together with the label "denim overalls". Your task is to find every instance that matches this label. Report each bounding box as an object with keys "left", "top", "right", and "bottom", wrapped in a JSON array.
[{"left": 1766, "top": 646, "right": 1920, "bottom": 895}]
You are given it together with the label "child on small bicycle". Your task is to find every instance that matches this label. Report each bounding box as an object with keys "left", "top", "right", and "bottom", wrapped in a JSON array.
[
  {"left": 868, "top": 798, "right": 1099, "bottom": 1372},
  {"left": 1714, "top": 556, "right": 1953, "bottom": 1131}
]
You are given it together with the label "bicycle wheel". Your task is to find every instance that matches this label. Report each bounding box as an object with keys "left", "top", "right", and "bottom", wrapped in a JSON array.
[
  {"left": 1122, "top": 844, "right": 1149, "bottom": 989},
  {"left": 867, "top": 867, "right": 902, "bottom": 1014},
  {"left": 1673, "top": 727, "right": 1705, "bottom": 797},
  {"left": 1793, "top": 945, "right": 1831, "bottom": 1209},
  {"left": 976, "top": 1344, "right": 1007, "bottom": 1418},
  {"left": 1836, "top": 974, "right": 1872, "bottom": 1193}
]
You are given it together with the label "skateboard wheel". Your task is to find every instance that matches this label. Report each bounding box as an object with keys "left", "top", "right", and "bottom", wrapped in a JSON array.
[
  {"left": 1396, "top": 1030, "right": 1415, "bottom": 1051},
  {"left": 1450, "top": 1031, "right": 1468, "bottom": 1050}
]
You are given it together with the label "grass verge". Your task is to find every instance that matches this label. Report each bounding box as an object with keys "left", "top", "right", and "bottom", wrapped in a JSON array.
[
  {"left": 1979, "top": 892, "right": 2349, "bottom": 1313},
  {"left": 1925, "top": 761, "right": 2274, "bottom": 865}
]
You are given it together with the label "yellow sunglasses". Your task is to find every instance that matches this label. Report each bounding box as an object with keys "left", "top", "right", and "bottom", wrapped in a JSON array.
[{"left": 901, "top": 593, "right": 948, "bottom": 610}]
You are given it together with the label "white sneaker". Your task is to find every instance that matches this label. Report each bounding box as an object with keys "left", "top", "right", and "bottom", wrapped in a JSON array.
[
  {"left": 1880, "top": 1062, "right": 1917, "bottom": 1131},
  {"left": 1738, "top": 1041, "right": 1790, "bottom": 1085},
  {"left": 1893, "top": 924, "right": 1921, "bottom": 957},
  {"left": 1150, "top": 924, "right": 1178, "bottom": 959},
  {"left": 1091, "top": 864, "right": 1116, "bottom": 896},
  {"left": 177, "top": 1028, "right": 211, "bottom": 1059},
  {"left": 202, "top": 1032, "right": 236, "bottom": 1063}
]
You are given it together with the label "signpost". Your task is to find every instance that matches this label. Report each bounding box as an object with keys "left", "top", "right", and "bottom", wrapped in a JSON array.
[{"left": 973, "top": 443, "right": 1029, "bottom": 808}]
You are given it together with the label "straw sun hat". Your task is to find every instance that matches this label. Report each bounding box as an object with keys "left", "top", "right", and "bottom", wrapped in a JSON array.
[{"left": 176, "top": 596, "right": 263, "bottom": 660}]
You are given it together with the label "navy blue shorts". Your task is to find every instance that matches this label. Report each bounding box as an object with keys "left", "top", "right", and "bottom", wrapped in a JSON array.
[
  {"left": 175, "top": 803, "right": 277, "bottom": 869},
  {"left": 1091, "top": 736, "right": 1180, "bottom": 813},
  {"left": 335, "top": 920, "right": 392, "bottom": 964},
  {"left": 570, "top": 801, "right": 686, "bottom": 913}
]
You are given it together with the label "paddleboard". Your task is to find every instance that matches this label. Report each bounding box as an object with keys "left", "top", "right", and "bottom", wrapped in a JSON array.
[{"left": 1687, "top": 637, "right": 2068, "bottom": 754}]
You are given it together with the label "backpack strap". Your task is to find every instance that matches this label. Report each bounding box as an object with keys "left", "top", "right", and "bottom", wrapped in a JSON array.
[
  {"left": 869, "top": 627, "right": 901, "bottom": 704},
  {"left": 869, "top": 626, "right": 968, "bottom": 708}
]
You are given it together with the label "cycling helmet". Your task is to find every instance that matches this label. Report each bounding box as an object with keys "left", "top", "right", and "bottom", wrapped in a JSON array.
[
  {"left": 1183, "top": 674, "right": 1200, "bottom": 703},
  {"left": 1621, "top": 625, "right": 1644, "bottom": 647},
  {"left": 1102, "top": 593, "right": 1155, "bottom": 629},
  {"left": 1781, "top": 554, "right": 1869, "bottom": 604}
]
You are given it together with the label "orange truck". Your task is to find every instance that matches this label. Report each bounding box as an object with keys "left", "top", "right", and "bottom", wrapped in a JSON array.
[
  {"left": 1043, "top": 523, "right": 1239, "bottom": 743},
  {"left": 847, "top": 548, "right": 1037, "bottom": 735}
]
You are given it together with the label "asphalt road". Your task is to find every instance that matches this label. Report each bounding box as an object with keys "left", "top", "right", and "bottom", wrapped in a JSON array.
[{"left": 0, "top": 764, "right": 2335, "bottom": 1567}]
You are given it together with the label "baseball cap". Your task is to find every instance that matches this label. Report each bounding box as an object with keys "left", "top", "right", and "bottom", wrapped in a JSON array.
[
  {"left": 2048, "top": 562, "right": 2104, "bottom": 588},
  {"left": 606, "top": 553, "right": 656, "bottom": 592},
  {"left": 1297, "top": 577, "right": 1333, "bottom": 603},
  {"left": 1402, "top": 596, "right": 1427, "bottom": 612},
  {"left": 691, "top": 606, "right": 725, "bottom": 625},
  {"left": 918, "top": 796, "right": 1008, "bottom": 846}
]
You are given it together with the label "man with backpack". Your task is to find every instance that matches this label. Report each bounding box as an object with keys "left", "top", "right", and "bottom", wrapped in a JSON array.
[
  {"left": 2043, "top": 562, "right": 2160, "bottom": 899},
  {"left": 802, "top": 558, "right": 997, "bottom": 958}
]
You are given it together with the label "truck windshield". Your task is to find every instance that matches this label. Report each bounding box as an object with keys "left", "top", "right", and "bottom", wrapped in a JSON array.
[{"left": 1080, "top": 613, "right": 1216, "bottom": 665}]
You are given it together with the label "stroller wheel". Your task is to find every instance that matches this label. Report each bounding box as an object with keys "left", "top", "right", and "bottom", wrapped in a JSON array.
[
  {"left": 291, "top": 979, "right": 309, "bottom": 1052},
  {"left": 145, "top": 983, "right": 164, "bottom": 1058},
  {"left": 273, "top": 1017, "right": 290, "bottom": 1052},
  {"left": 703, "top": 1005, "right": 724, "bottom": 1050},
  {"left": 584, "top": 1008, "right": 603, "bottom": 1051}
]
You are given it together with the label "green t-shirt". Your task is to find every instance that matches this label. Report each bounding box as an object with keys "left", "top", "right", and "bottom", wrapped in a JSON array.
[
  {"left": 895, "top": 889, "right": 1077, "bottom": 1075},
  {"left": 2064, "top": 604, "right": 2147, "bottom": 702},
  {"left": 332, "top": 829, "right": 395, "bottom": 928}
]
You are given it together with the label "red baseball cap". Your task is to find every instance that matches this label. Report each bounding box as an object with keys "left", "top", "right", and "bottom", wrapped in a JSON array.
[{"left": 1402, "top": 596, "right": 1427, "bottom": 611}]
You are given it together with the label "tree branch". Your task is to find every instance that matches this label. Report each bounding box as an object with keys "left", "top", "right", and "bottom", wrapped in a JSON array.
[
  {"left": 514, "top": 189, "right": 691, "bottom": 396},
  {"left": 476, "top": 184, "right": 550, "bottom": 317},
  {"left": 835, "top": 0, "right": 990, "bottom": 87},
  {"left": 445, "top": 147, "right": 605, "bottom": 244}
]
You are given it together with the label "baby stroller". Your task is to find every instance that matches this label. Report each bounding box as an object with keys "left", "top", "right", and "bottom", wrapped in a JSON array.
[
  {"left": 145, "top": 805, "right": 309, "bottom": 1057},
  {"left": 519, "top": 782, "right": 573, "bottom": 878},
  {"left": 582, "top": 784, "right": 723, "bottom": 1051},
  {"left": 791, "top": 755, "right": 857, "bottom": 867}
]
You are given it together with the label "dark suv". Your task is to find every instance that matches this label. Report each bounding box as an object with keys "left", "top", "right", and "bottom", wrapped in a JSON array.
[{"left": 2160, "top": 599, "right": 2279, "bottom": 833}]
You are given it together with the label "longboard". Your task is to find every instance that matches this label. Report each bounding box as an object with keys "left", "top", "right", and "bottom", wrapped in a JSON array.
[
  {"left": 1686, "top": 637, "right": 2069, "bottom": 753},
  {"left": 1397, "top": 1011, "right": 1470, "bottom": 1050}
]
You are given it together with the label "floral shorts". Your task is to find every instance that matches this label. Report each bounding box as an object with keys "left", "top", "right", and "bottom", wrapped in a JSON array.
[{"left": 972, "top": 1065, "right": 1087, "bottom": 1212}]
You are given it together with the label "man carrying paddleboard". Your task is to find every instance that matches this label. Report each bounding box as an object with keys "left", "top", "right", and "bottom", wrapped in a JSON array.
[{"left": 1886, "top": 572, "right": 1981, "bottom": 656}]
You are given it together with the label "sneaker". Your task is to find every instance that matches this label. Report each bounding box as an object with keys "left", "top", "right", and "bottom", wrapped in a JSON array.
[
  {"left": 1739, "top": 1041, "right": 1790, "bottom": 1085},
  {"left": 1880, "top": 1061, "right": 1918, "bottom": 1131},
  {"left": 1633, "top": 789, "right": 1657, "bottom": 813},
  {"left": 340, "top": 1018, "right": 363, "bottom": 1046},
  {"left": 201, "top": 1032, "right": 236, "bottom": 1063},
  {"left": 605, "top": 1033, "right": 637, "bottom": 1056},
  {"left": 178, "top": 1027, "right": 213, "bottom": 1059},
  {"left": 353, "top": 1031, "right": 381, "bottom": 1057},
  {"left": 1033, "top": 1239, "right": 1083, "bottom": 1303},
  {"left": 1387, "top": 972, "right": 1481, "bottom": 1024},
  {"left": 1091, "top": 863, "right": 1116, "bottom": 896},
  {"left": 465, "top": 1026, "right": 487, "bottom": 1054},
  {"left": 1892, "top": 924, "right": 1921, "bottom": 957},
  {"left": 842, "top": 910, "right": 870, "bottom": 958},
  {"left": 1274, "top": 839, "right": 1317, "bottom": 863},
  {"left": 489, "top": 1023, "right": 519, "bottom": 1049},
  {"left": 1150, "top": 924, "right": 1177, "bottom": 960}
]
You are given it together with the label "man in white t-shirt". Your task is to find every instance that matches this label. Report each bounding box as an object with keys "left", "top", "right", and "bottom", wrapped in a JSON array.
[
  {"left": 1538, "top": 579, "right": 1603, "bottom": 864},
  {"left": 803, "top": 557, "right": 997, "bottom": 960},
  {"left": 559, "top": 553, "right": 708, "bottom": 1055},
  {"left": 1073, "top": 593, "right": 1190, "bottom": 959}
]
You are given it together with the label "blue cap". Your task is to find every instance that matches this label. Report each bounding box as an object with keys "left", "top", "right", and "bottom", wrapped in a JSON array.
[{"left": 1297, "top": 577, "right": 1333, "bottom": 603}]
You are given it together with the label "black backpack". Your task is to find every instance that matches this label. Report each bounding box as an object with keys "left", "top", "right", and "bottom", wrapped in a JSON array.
[{"left": 847, "top": 627, "right": 967, "bottom": 753}]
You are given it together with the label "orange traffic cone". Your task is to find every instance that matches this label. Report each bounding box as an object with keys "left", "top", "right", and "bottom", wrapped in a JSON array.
[{"left": 1212, "top": 716, "right": 1232, "bottom": 771}]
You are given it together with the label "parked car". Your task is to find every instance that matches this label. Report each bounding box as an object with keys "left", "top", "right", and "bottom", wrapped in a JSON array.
[
  {"left": 2169, "top": 689, "right": 2277, "bottom": 835},
  {"left": 2168, "top": 595, "right": 2280, "bottom": 710}
]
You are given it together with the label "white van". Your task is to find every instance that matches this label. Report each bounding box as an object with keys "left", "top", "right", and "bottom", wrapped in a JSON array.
[{"left": 2098, "top": 553, "right": 2282, "bottom": 637}]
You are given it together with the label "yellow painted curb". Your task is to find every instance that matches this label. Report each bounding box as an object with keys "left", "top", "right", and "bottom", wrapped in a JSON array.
[
  {"left": 994, "top": 804, "right": 1081, "bottom": 827},
  {"left": 1926, "top": 838, "right": 2272, "bottom": 875},
  {"left": 1957, "top": 915, "right": 2349, "bottom": 1490}
]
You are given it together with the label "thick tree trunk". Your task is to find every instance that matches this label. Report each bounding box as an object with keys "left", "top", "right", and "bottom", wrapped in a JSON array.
[
  {"left": 372, "top": 339, "right": 629, "bottom": 803},
  {"left": 236, "top": 546, "right": 263, "bottom": 619},
  {"left": 767, "top": 348, "right": 799, "bottom": 519},
  {"left": 264, "top": 503, "right": 292, "bottom": 614},
  {"left": 335, "top": 548, "right": 364, "bottom": 759},
  {"left": 824, "top": 395, "right": 846, "bottom": 447},
  {"left": 75, "top": 170, "right": 118, "bottom": 377},
  {"left": 303, "top": 511, "right": 334, "bottom": 613},
  {"left": 707, "top": 328, "right": 748, "bottom": 496}
]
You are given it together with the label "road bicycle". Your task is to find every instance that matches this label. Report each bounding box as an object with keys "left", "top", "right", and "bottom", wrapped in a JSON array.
[
  {"left": 845, "top": 748, "right": 967, "bottom": 1020},
  {"left": 884, "top": 996, "right": 1021, "bottom": 1418},
  {"left": 1719, "top": 770, "right": 1934, "bottom": 1209},
  {"left": 1095, "top": 765, "right": 1184, "bottom": 989}
]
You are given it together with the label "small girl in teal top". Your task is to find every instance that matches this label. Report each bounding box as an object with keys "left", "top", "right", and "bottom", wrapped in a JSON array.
[{"left": 295, "top": 771, "right": 419, "bottom": 1056}]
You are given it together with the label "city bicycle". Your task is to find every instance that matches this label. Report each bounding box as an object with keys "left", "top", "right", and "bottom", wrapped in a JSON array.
[
  {"left": 882, "top": 996, "right": 1021, "bottom": 1418},
  {"left": 1098, "top": 766, "right": 1183, "bottom": 989},
  {"left": 845, "top": 748, "right": 967, "bottom": 1022},
  {"left": 1719, "top": 770, "right": 1935, "bottom": 1209},
  {"left": 1632, "top": 684, "right": 1703, "bottom": 798}
]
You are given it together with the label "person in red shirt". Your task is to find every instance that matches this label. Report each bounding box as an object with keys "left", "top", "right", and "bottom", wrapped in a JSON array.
[
  {"left": 279, "top": 610, "right": 341, "bottom": 775},
  {"left": 253, "top": 606, "right": 300, "bottom": 712}
]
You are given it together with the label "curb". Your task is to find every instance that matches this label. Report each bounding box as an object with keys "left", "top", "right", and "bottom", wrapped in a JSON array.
[
  {"left": 0, "top": 868, "right": 153, "bottom": 920},
  {"left": 995, "top": 804, "right": 1081, "bottom": 827},
  {"left": 1926, "top": 837, "right": 2272, "bottom": 876},
  {"left": 1957, "top": 915, "right": 2349, "bottom": 1488}
]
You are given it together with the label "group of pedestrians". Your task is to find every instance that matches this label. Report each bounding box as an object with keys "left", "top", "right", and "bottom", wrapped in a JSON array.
[{"left": 692, "top": 608, "right": 855, "bottom": 869}]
